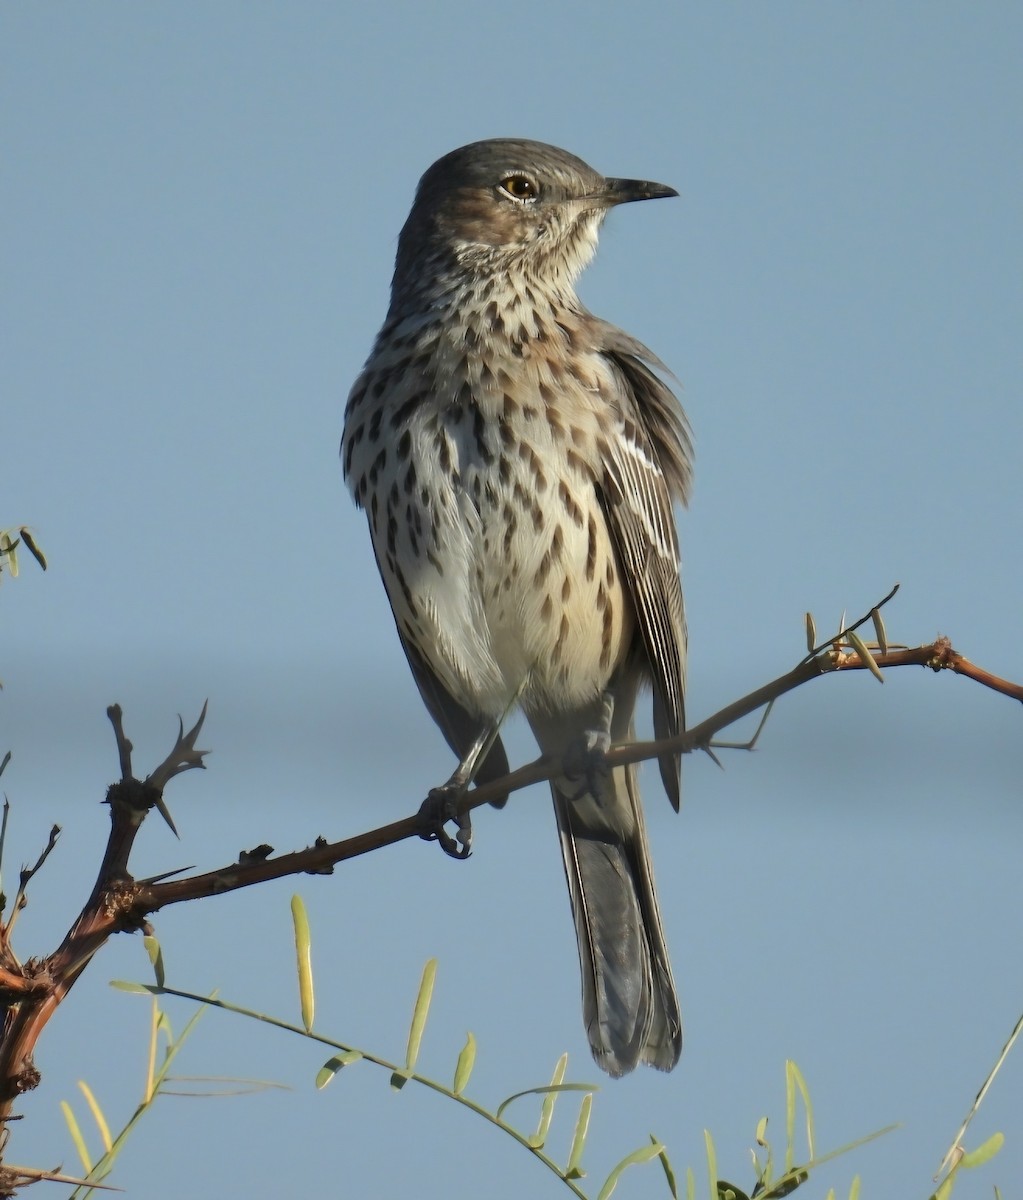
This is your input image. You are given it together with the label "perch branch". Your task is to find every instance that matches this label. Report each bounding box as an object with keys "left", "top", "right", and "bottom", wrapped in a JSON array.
[{"left": 0, "top": 586, "right": 1018, "bottom": 1182}]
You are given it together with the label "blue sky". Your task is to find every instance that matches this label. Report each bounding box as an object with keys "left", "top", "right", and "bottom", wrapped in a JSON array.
[{"left": 3, "top": 3, "right": 1021, "bottom": 1197}]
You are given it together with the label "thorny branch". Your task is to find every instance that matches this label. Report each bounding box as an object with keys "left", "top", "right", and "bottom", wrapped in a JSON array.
[
  {"left": 0, "top": 587, "right": 1019, "bottom": 1188},
  {"left": 0, "top": 705, "right": 210, "bottom": 1180},
  {"left": 113, "top": 596, "right": 1023, "bottom": 910}
]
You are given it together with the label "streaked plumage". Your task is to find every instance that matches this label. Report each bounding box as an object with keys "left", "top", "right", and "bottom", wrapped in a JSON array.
[{"left": 342, "top": 139, "right": 692, "bottom": 1074}]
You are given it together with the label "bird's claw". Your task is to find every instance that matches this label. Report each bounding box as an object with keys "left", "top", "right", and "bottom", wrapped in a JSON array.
[{"left": 418, "top": 785, "right": 473, "bottom": 859}]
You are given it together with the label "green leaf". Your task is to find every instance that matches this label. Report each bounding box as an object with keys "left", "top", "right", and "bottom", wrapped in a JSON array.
[
  {"left": 530, "top": 1053, "right": 567, "bottom": 1148},
  {"left": 805, "top": 612, "right": 817, "bottom": 652},
  {"left": 291, "top": 894, "right": 315, "bottom": 1032},
  {"left": 315, "top": 1050, "right": 363, "bottom": 1089},
  {"left": 597, "top": 1141, "right": 663, "bottom": 1200},
  {"left": 0, "top": 533, "right": 18, "bottom": 578},
  {"left": 654, "top": 1134, "right": 678, "bottom": 1199},
  {"left": 870, "top": 607, "right": 888, "bottom": 655},
  {"left": 109, "top": 980, "right": 159, "bottom": 995},
  {"left": 931, "top": 1172, "right": 956, "bottom": 1200},
  {"left": 453, "top": 1032, "right": 476, "bottom": 1095},
  {"left": 78, "top": 1081, "right": 112, "bottom": 1153},
  {"left": 496, "top": 1083, "right": 597, "bottom": 1122},
  {"left": 405, "top": 958, "right": 437, "bottom": 1071},
  {"left": 143, "top": 936, "right": 166, "bottom": 988},
  {"left": 846, "top": 630, "right": 884, "bottom": 682},
  {"left": 565, "top": 1092, "right": 592, "bottom": 1179},
  {"left": 787, "top": 1059, "right": 814, "bottom": 1160},
  {"left": 959, "top": 1131, "right": 1004, "bottom": 1168},
  {"left": 60, "top": 1100, "right": 92, "bottom": 1174},
  {"left": 704, "top": 1130, "right": 719, "bottom": 1200}
]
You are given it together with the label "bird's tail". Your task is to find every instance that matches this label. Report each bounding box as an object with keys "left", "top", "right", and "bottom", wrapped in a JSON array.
[{"left": 552, "top": 761, "right": 681, "bottom": 1076}]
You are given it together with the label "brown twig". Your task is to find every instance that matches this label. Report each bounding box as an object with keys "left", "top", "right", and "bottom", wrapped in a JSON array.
[
  {"left": 139, "top": 631, "right": 1021, "bottom": 913},
  {"left": 0, "top": 706, "right": 210, "bottom": 1163}
]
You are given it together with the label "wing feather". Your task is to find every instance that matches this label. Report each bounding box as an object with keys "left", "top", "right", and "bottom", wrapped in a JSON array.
[{"left": 597, "top": 327, "right": 691, "bottom": 811}]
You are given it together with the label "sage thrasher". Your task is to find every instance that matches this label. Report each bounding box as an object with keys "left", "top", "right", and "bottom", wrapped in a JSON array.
[{"left": 342, "top": 139, "right": 692, "bottom": 1075}]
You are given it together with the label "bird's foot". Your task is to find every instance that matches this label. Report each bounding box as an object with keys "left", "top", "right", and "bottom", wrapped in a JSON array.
[
  {"left": 561, "top": 726, "right": 614, "bottom": 806},
  {"left": 561, "top": 693, "right": 615, "bottom": 806},
  {"left": 417, "top": 785, "right": 473, "bottom": 859}
]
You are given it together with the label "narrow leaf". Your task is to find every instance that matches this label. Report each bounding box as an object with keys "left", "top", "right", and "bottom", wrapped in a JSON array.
[
  {"left": 846, "top": 630, "right": 884, "bottom": 682},
  {"left": 77, "top": 1080, "right": 112, "bottom": 1153},
  {"left": 654, "top": 1134, "right": 678, "bottom": 1199},
  {"left": 531, "top": 1053, "right": 567, "bottom": 1147},
  {"left": 144, "top": 935, "right": 166, "bottom": 988},
  {"left": 784, "top": 1061, "right": 796, "bottom": 1172},
  {"left": 804, "top": 612, "right": 817, "bottom": 652},
  {"left": 316, "top": 1050, "right": 363, "bottom": 1089},
  {"left": 932, "top": 1173, "right": 955, "bottom": 1200},
  {"left": 496, "top": 1083, "right": 596, "bottom": 1121},
  {"left": 848, "top": 1175, "right": 861, "bottom": 1200},
  {"left": 404, "top": 958, "right": 437, "bottom": 1071},
  {"left": 0, "top": 533, "right": 17, "bottom": 578},
  {"left": 144, "top": 997, "right": 159, "bottom": 1103},
  {"left": 686, "top": 1166, "right": 697, "bottom": 1200},
  {"left": 453, "top": 1032, "right": 476, "bottom": 1096},
  {"left": 870, "top": 608, "right": 888, "bottom": 655},
  {"left": 959, "top": 1131, "right": 1004, "bottom": 1168},
  {"left": 704, "top": 1130, "right": 719, "bottom": 1200},
  {"left": 19, "top": 527, "right": 47, "bottom": 570},
  {"left": 565, "top": 1093, "right": 592, "bottom": 1178},
  {"left": 291, "top": 894, "right": 315, "bottom": 1032},
  {"left": 60, "top": 1101, "right": 92, "bottom": 1173},
  {"left": 788, "top": 1060, "right": 815, "bottom": 1159},
  {"left": 597, "top": 1141, "right": 663, "bottom": 1200}
]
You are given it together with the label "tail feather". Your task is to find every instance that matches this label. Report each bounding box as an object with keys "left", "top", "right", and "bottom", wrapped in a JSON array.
[{"left": 553, "top": 762, "right": 681, "bottom": 1076}]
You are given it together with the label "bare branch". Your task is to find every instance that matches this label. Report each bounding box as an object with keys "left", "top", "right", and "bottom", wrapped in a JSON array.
[
  {"left": 3, "top": 826, "right": 61, "bottom": 945},
  {"left": 132, "top": 622, "right": 1022, "bottom": 917},
  {"left": 106, "top": 704, "right": 134, "bottom": 782}
]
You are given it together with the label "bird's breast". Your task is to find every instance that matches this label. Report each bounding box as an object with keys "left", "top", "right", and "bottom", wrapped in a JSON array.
[{"left": 344, "top": 314, "right": 636, "bottom": 720}]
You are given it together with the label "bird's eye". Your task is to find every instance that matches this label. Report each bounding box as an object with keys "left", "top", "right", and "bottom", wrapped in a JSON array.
[{"left": 499, "top": 174, "right": 539, "bottom": 202}]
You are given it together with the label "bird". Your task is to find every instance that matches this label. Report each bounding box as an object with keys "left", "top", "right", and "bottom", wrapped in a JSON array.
[{"left": 341, "top": 138, "right": 692, "bottom": 1075}]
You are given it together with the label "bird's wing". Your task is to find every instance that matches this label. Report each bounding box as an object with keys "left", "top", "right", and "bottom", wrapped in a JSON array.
[{"left": 597, "top": 326, "right": 692, "bottom": 811}]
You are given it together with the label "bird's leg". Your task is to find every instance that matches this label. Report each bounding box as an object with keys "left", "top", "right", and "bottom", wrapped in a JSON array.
[
  {"left": 419, "top": 724, "right": 497, "bottom": 859},
  {"left": 418, "top": 680, "right": 525, "bottom": 859},
  {"left": 561, "top": 691, "right": 616, "bottom": 806}
]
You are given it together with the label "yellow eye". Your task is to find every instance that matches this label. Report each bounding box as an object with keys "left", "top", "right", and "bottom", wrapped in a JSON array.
[{"left": 499, "top": 174, "right": 538, "bottom": 201}]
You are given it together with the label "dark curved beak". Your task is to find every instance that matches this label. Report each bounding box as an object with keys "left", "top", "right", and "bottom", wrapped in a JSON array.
[{"left": 601, "top": 177, "right": 679, "bottom": 205}]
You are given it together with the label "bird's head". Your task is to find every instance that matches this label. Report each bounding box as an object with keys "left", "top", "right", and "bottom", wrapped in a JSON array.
[{"left": 390, "top": 138, "right": 677, "bottom": 307}]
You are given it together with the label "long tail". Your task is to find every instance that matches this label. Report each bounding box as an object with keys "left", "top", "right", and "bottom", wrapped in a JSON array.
[{"left": 552, "top": 761, "right": 681, "bottom": 1076}]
